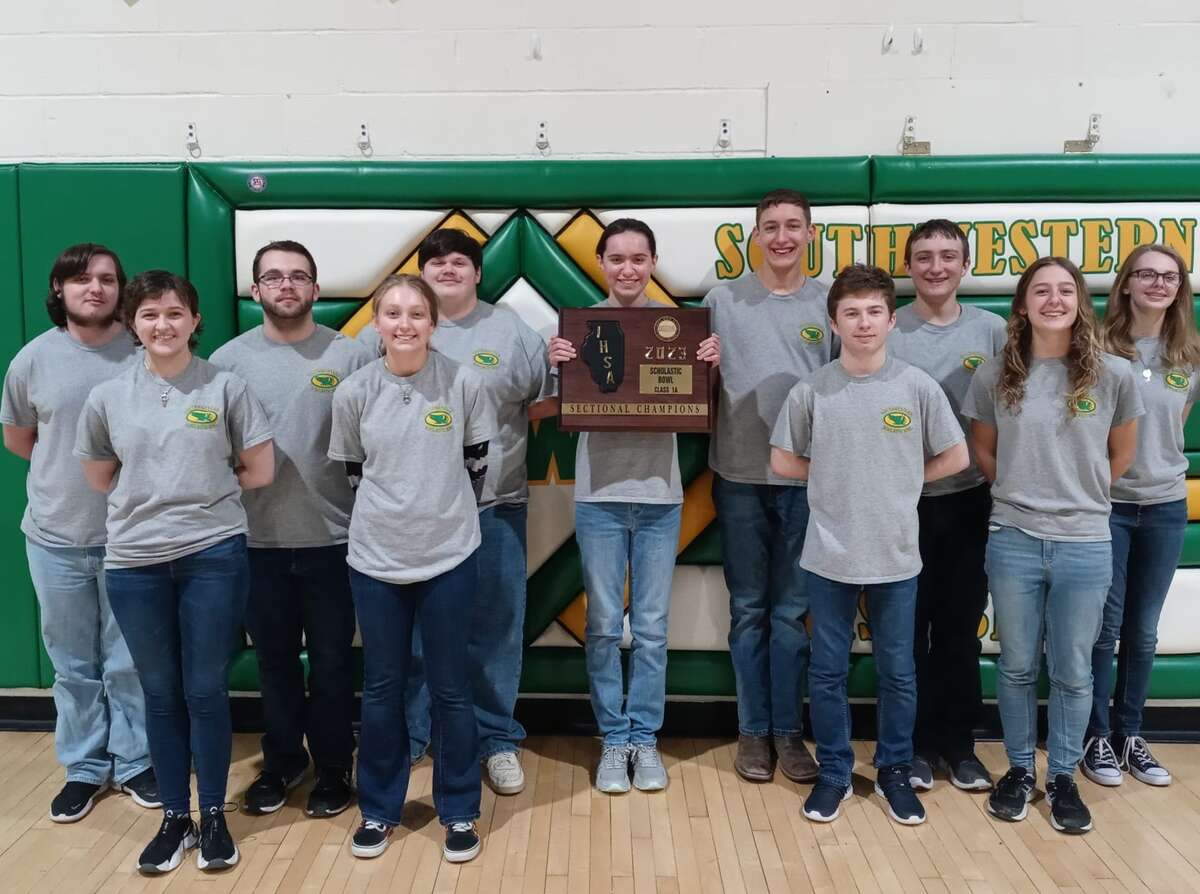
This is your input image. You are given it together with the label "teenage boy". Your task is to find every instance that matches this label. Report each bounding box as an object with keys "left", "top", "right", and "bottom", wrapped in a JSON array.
[
  {"left": 702, "top": 189, "right": 832, "bottom": 782},
  {"left": 212, "top": 240, "right": 372, "bottom": 817},
  {"left": 770, "top": 264, "right": 967, "bottom": 826},
  {"left": 887, "top": 220, "right": 1007, "bottom": 792},
  {"left": 360, "top": 229, "right": 553, "bottom": 795},
  {"left": 1, "top": 243, "right": 158, "bottom": 821}
]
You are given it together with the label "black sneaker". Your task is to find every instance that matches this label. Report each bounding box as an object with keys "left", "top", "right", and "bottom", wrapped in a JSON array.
[
  {"left": 1080, "top": 735, "right": 1123, "bottom": 787},
  {"left": 946, "top": 755, "right": 993, "bottom": 791},
  {"left": 50, "top": 780, "right": 104, "bottom": 823},
  {"left": 351, "top": 819, "right": 393, "bottom": 858},
  {"left": 1046, "top": 774, "right": 1092, "bottom": 834},
  {"left": 908, "top": 753, "right": 935, "bottom": 791},
  {"left": 136, "top": 810, "right": 198, "bottom": 874},
  {"left": 307, "top": 767, "right": 354, "bottom": 817},
  {"left": 987, "top": 767, "right": 1036, "bottom": 822},
  {"left": 243, "top": 768, "right": 305, "bottom": 815},
  {"left": 802, "top": 782, "right": 852, "bottom": 823},
  {"left": 118, "top": 767, "right": 163, "bottom": 808},
  {"left": 197, "top": 805, "right": 239, "bottom": 870},
  {"left": 1118, "top": 735, "right": 1172, "bottom": 786},
  {"left": 443, "top": 822, "right": 481, "bottom": 863},
  {"left": 874, "top": 766, "right": 926, "bottom": 825}
]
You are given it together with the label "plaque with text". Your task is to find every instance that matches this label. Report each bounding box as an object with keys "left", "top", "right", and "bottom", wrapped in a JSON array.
[{"left": 557, "top": 306, "right": 714, "bottom": 433}]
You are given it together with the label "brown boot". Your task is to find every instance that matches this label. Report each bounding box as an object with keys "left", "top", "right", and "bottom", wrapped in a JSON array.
[
  {"left": 774, "top": 735, "right": 818, "bottom": 783},
  {"left": 734, "top": 734, "right": 774, "bottom": 782}
]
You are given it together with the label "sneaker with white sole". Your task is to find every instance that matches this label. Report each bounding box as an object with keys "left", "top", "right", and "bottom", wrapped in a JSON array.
[
  {"left": 987, "top": 767, "right": 1035, "bottom": 822},
  {"left": 631, "top": 744, "right": 668, "bottom": 791},
  {"left": 351, "top": 820, "right": 393, "bottom": 858},
  {"left": 50, "top": 780, "right": 104, "bottom": 823},
  {"left": 1118, "top": 735, "right": 1172, "bottom": 786},
  {"left": 197, "top": 805, "right": 239, "bottom": 871},
  {"left": 118, "top": 767, "right": 163, "bottom": 809},
  {"left": 1080, "top": 736, "right": 1123, "bottom": 787},
  {"left": 136, "top": 810, "right": 198, "bottom": 874},
  {"left": 908, "top": 753, "right": 934, "bottom": 791},
  {"left": 486, "top": 752, "right": 525, "bottom": 795},
  {"left": 874, "top": 766, "right": 926, "bottom": 825},
  {"left": 443, "top": 822, "right": 481, "bottom": 863},
  {"left": 802, "top": 782, "right": 852, "bottom": 823},
  {"left": 595, "top": 744, "right": 631, "bottom": 794}
]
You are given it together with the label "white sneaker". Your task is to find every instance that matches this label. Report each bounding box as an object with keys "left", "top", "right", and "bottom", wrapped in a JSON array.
[{"left": 485, "top": 752, "right": 525, "bottom": 795}]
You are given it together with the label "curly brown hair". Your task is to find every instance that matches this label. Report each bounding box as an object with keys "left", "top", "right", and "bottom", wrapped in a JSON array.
[
  {"left": 998, "top": 256, "right": 1102, "bottom": 416},
  {"left": 1101, "top": 243, "right": 1200, "bottom": 372}
]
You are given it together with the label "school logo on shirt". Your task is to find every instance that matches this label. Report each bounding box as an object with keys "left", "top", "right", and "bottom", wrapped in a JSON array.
[
  {"left": 962, "top": 353, "right": 986, "bottom": 372},
  {"left": 799, "top": 325, "right": 825, "bottom": 345},
  {"left": 1072, "top": 395, "right": 1097, "bottom": 416},
  {"left": 185, "top": 406, "right": 219, "bottom": 429},
  {"left": 1165, "top": 370, "right": 1190, "bottom": 392},
  {"left": 310, "top": 370, "right": 340, "bottom": 391},
  {"left": 424, "top": 407, "right": 454, "bottom": 431},
  {"left": 473, "top": 351, "right": 501, "bottom": 369},
  {"left": 882, "top": 408, "right": 913, "bottom": 433}
]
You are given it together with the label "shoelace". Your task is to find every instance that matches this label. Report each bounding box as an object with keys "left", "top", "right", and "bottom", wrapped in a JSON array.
[
  {"left": 199, "top": 806, "right": 225, "bottom": 848},
  {"left": 997, "top": 767, "right": 1031, "bottom": 794},
  {"left": 1124, "top": 735, "right": 1159, "bottom": 769},
  {"left": 601, "top": 746, "right": 630, "bottom": 769},
  {"left": 448, "top": 822, "right": 475, "bottom": 834},
  {"left": 490, "top": 753, "right": 520, "bottom": 772},
  {"left": 362, "top": 820, "right": 390, "bottom": 834},
  {"left": 1088, "top": 736, "right": 1120, "bottom": 771},
  {"left": 632, "top": 745, "right": 662, "bottom": 768},
  {"left": 1051, "top": 777, "right": 1083, "bottom": 806}
]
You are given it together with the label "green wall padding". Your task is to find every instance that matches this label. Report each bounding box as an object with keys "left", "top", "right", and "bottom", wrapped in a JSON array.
[
  {"left": 17, "top": 165, "right": 187, "bottom": 344},
  {"left": 0, "top": 166, "right": 39, "bottom": 688},
  {"left": 873, "top": 155, "right": 1200, "bottom": 203}
]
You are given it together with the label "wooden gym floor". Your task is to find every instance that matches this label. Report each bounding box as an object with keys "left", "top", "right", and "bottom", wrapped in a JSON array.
[{"left": 0, "top": 731, "right": 1197, "bottom": 893}]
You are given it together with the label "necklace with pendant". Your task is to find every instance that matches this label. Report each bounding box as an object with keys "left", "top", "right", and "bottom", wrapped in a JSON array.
[
  {"left": 383, "top": 356, "right": 416, "bottom": 404},
  {"left": 1143, "top": 367, "right": 1153, "bottom": 382},
  {"left": 145, "top": 358, "right": 174, "bottom": 406}
]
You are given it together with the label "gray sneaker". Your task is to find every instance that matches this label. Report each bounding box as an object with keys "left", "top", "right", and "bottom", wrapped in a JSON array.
[
  {"left": 909, "top": 753, "right": 934, "bottom": 791},
  {"left": 596, "top": 744, "right": 631, "bottom": 794},
  {"left": 631, "top": 744, "right": 668, "bottom": 791}
]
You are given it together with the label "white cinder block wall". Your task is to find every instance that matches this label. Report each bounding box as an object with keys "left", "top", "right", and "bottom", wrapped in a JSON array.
[{"left": 1, "top": 0, "right": 1198, "bottom": 161}]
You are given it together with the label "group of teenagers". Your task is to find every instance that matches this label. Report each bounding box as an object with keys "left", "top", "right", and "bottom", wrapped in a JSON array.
[{"left": 0, "top": 187, "right": 1192, "bottom": 875}]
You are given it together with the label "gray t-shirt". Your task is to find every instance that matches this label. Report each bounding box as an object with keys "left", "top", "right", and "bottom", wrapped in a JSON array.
[
  {"left": 888, "top": 303, "right": 1008, "bottom": 497},
  {"left": 359, "top": 303, "right": 551, "bottom": 508},
  {"left": 573, "top": 297, "right": 683, "bottom": 504},
  {"left": 962, "top": 353, "right": 1144, "bottom": 541},
  {"left": 73, "top": 356, "right": 274, "bottom": 568},
  {"left": 703, "top": 275, "right": 834, "bottom": 486},
  {"left": 329, "top": 350, "right": 495, "bottom": 585},
  {"left": 771, "top": 356, "right": 963, "bottom": 585},
  {"left": 1, "top": 327, "right": 136, "bottom": 548},
  {"left": 209, "top": 325, "right": 373, "bottom": 548},
  {"left": 1110, "top": 336, "right": 1200, "bottom": 505}
]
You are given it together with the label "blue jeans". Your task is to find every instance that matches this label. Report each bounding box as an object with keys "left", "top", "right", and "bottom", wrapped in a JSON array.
[
  {"left": 105, "top": 535, "right": 249, "bottom": 814},
  {"left": 246, "top": 544, "right": 357, "bottom": 776},
  {"left": 807, "top": 573, "right": 918, "bottom": 787},
  {"left": 711, "top": 475, "right": 810, "bottom": 736},
  {"left": 575, "top": 501, "right": 682, "bottom": 746},
  {"left": 1089, "top": 499, "right": 1186, "bottom": 739},
  {"left": 350, "top": 556, "right": 481, "bottom": 827},
  {"left": 405, "top": 503, "right": 529, "bottom": 760},
  {"left": 26, "top": 540, "right": 150, "bottom": 786},
  {"left": 986, "top": 526, "right": 1111, "bottom": 779}
]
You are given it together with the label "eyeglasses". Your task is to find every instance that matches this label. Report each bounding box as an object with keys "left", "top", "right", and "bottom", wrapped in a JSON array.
[
  {"left": 257, "top": 271, "right": 314, "bottom": 287},
  {"left": 1129, "top": 269, "right": 1182, "bottom": 286}
]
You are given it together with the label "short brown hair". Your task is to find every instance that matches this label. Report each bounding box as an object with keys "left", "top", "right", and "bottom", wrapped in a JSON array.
[
  {"left": 252, "top": 239, "right": 317, "bottom": 282},
  {"left": 122, "top": 270, "right": 203, "bottom": 349},
  {"left": 827, "top": 264, "right": 896, "bottom": 318},
  {"left": 904, "top": 218, "right": 971, "bottom": 267},
  {"left": 46, "top": 243, "right": 127, "bottom": 328},
  {"left": 755, "top": 189, "right": 811, "bottom": 226}
]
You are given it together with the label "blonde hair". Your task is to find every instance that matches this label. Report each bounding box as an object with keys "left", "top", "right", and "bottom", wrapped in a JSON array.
[
  {"left": 1101, "top": 243, "right": 1200, "bottom": 371},
  {"left": 998, "top": 256, "right": 1102, "bottom": 416},
  {"left": 370, "top": 273, "right": 439, "bottom": 324}
]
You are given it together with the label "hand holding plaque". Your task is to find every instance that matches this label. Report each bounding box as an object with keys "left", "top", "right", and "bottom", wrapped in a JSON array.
[{"left": 554, "top": 306, "right": 717, "bottom": 433}]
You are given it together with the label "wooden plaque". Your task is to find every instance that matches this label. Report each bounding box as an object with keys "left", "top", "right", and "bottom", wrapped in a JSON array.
[{"left": 557, "top": 306, "right": 714, "bottom": 433}]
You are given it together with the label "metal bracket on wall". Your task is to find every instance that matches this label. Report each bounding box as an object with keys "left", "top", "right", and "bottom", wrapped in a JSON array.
[
  {"left": 899, "top": 116, "right": 931, "bottom": 156},
  {"left": 357, "top": 123, "right": 373, "bottom": 157},
  {"left": 535, "top": 121, "right": 550, "bottom": 156},
  {"left": 1064, "top": 114, "right": 1101, "bottom": 154},
  {"left": 715, "top": 118, "right": 732, "bottom": 153},
  {"left": 185, "top": 123, "right": 201, "bottom": 158}
]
